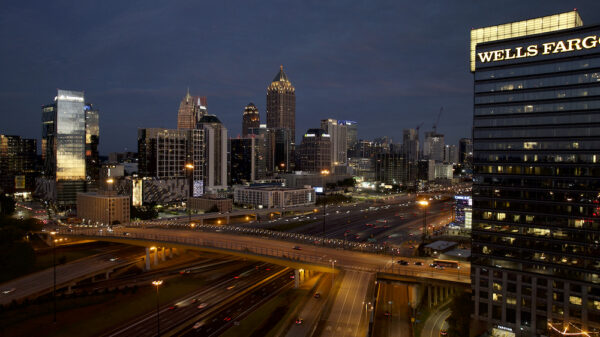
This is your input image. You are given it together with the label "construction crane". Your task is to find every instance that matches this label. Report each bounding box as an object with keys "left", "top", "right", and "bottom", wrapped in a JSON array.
[
  {"left": 432, "top": 107, "right": 443, "bottom": 133},
  {"left": 415, "top": 122, "right": 424, "bottom": 132}
]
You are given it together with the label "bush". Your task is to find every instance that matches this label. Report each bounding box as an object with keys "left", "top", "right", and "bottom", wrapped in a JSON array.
[{"left": 447, "top": 291, "right": 472, "bottom": 337}]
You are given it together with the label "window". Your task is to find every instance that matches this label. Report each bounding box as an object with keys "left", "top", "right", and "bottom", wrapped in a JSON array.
[{"left": 569, "top": 296, "right": 582, "bottom": 306}]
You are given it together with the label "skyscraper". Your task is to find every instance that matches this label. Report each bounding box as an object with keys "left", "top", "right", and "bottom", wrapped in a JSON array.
[
  {"left": 458, "top": 138, "right": 473, "bottom": 166},
  {"left": 296, "top": 129, "right": 331, "bottom": 173},
  {"left": 242, "top": 103, "right": 260, "bottom": 137},
  {"left": 339, "top": 120, "right": 358, "bottom": 151},
  {"left": 229, "top": 136, "right": 266, "bottom": 185},
  {"left": 471, "top": 10, "right": 600, "bottom": 336},
  {"left": 41, "top": 89, "right": 87, "bottom": 205},
  {"left": 266, "top": 65, "right": 296, "bottom": 142},
  {"left": 199, "top": 115, "right": 228, "bottom": 193},
  {"left": 423, "top": 131, "right": 444, "bottom": 162},
  {"left": 402, "top": 128, "right": 419, "bottom": 184},
  {"left": 84, "top": 103, "right": 100, "bottom": 186},
  {"left": 177, "top": 89, "right": 207, "bottom": 129},
  {"left": 0, "top": 135, "right": 36, "bottom": 193},
  {"left": 320, "top": 119, "right": 348, "bottom": 166}
]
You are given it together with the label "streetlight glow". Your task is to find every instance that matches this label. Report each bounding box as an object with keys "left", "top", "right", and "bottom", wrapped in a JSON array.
[
  {"left": 417, "top": 200, "right": 429, "bottom": 206},
  {"left": 185, "top": 163, "right": 194, "bottom": 170},
  {"left": 152, "top": 280, "right": 163, "bottom": 287}
]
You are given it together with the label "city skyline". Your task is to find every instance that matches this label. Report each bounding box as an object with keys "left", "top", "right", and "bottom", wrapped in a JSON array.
[{"left": 3, "top": 2, "right": 600, "bottom": 154}]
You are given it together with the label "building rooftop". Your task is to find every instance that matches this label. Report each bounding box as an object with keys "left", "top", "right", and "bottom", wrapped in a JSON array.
[
  {"left": 424, "top": 240, "right": 458, "bottom": 251},
  {"left": 199, "top": 114, "right": 222, "bottom": 124},
  {"left": 272, "top": 65, "right": 290, "bottom": 83}
]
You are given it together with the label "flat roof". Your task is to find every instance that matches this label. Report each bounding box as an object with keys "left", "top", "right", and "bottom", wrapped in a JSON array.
[{"left": 424, "top": 240, "right": 457, "bottom": 251}]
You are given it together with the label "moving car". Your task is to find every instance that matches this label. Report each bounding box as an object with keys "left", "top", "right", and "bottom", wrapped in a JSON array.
[
  {"left": 295, "top": 318, "right": 304, "bottom": 325},
  {"left": 193, "top": 321, "right": 204, "bottom": 329},
  {"left": 314, "top": 292, "right": 321, "bottom": 299}
]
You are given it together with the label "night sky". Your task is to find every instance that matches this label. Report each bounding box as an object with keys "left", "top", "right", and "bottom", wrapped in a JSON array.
[{"left": 2, "top": 1, "right": 600, "bottom": 154}]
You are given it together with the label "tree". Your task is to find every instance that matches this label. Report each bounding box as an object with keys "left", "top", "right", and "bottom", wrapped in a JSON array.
[
  {"left": 206, "top": 205, "right": 220, "bottom": 213},
  {"left": 446, "top": 291, "right": 473, "bottom": 337},
  {"left": 0, "top": 216, "right": 41, "bottom": 282}
]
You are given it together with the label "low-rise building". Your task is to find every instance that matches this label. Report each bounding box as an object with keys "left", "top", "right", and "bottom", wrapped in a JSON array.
[
  {"left": 77, "top": 190, "right": 130, "bottom": 225},
  {"left": 233, "top": 185, "right": 316, "bottom": 209},
  {"left": 189, "top": 195, "right": 232, "bottom": 213}
]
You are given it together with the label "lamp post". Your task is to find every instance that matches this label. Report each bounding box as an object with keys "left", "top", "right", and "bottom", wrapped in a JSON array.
[
  {"left": 329, "top": 259, "right": 336, "bottom": 289},
  {"left": 417, "top": 200, "right": 429, "bottom": 253},
  {"left": 321, "top": 169, "right": 330, "bottom": 245},
  {"left": 50, "top": 231, "right": 57, "bottom": 323},
  {"left": 106, "top": 178, "right": 114, "bottom": 226},
  {"left": 185, "top": 163, "right": 194, "bottom": 227},
  {"left": 152, "top": 280, "right": 163, "bottom": 336}
]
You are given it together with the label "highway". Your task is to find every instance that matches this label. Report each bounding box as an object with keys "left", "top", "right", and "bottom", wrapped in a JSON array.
[
  {"left": 320, "top": 270, "right": 373, "bottom": 337},
  {"left": 60, "top": 227, "right": 471, "bottom": 284},
  {"left": 422, "top": 307, "right": 450, "bottom": 337},
  {"left": 373, "top": 282, "right": 412, "bottom": 337},
  {"left": 0, "top": 245, "right": 143, "bottom": 305},
  {"left": 103, "top": 262, "right": 287, "bottom": 337},
  {"left": 285, "top": 274, "right": 332, "bottom": 337}
]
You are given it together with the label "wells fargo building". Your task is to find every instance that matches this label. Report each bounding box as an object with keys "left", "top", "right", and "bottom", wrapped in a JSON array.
[{"left": 471, "top": 11, "right": 600, "bottom": 336}]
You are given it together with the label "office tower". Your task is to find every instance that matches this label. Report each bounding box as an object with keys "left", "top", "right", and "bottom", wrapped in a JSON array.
[
  {"left": 320, "top": 118, "right": 348, "bottom": 166},
  {"left": 249, "top": 126, "right": 291, "bottom": 175},
  {"left": 84, "top": 103, "right": 100, "bottom": 186},
  {"left": 339, "top": 120, "right": 358, "bottom": 150},
  {"left": 296, "top": 129, "right": 331, "bottom": 173},
  {"left": 374, "top": 153, "right": 405, "bottom": 185},
  {"left": 138, "top": 128, "right": 205, "bottom": 194},
  {"left": 177, "top": 89, "right": 207, "bottom": 129},
  {"left": 242, "top": 103, "right": 260, "bottom": 137},
  {"left": 458, "top": 138, "right": 473, "bottom": 166},
  {"left": 266, "top": 65, "right": 296, "bottom": 142},
  {"left": 0, "top": 135, "right": 36, "bottom": 193},
  {"left": 41, "top": 89, "right": 87, "bottom": 205},
  {"left": 443, "top": 144, "right": 458, "bottom": 164},
  {"left": 423, "top": 131, "right": 444, "bottom": 162},
  {"left": 403, "top": 128, "right": 419, "bottom": 184},
  {"left": 471, "top": 11, "right": 600, "bottom": 336},
  {"left": 199, "top": 115, "right": 228, "bottom": 193},
  {"left": 229, "top": 136, "right": 266, "bottom": 185}
]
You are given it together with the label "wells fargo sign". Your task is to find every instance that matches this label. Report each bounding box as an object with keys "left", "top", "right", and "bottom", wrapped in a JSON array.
[{"left": 477, "top": 35, "right": 600, "bottom": 63}]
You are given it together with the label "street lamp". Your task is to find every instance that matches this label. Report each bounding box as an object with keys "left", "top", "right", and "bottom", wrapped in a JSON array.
[
  {"left": 106, "top": 178, "right": 114, "bottom": 226},
  {"left": 185, "top": 163, "right": 194, "bottom": 226},
  {"left": 329, "top": 259, "right": 336, "bottom": 289},
  {"left": 50, "top": 231, "right": 57, "bottom": 323},
  {"left": 152, "top": 280, "right": 163, "bottom": 336},
  {"left": 321, "top": 169, "right": 330, "bottom": 245},
  {"left": 417, "top": 200, "right": 429, "bottom": 254}
]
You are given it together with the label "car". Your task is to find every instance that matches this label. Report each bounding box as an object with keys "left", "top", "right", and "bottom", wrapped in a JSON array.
[
  {"left": 168, "top": 305, "right": 178, "bottom": 310},
  {"left": 293, "top": 246, "right": 302, "bottom": 250},
  {"left": 414, "top": 261, "right": 423, "bottom": 266},
  {"left": 397, "top": 260, "right": 409, "bottom": 265},
  {"left": 384, "top": 311, "right": 391, "bottom": 317},
  {"left": 440, "top": 329, "right": 448, "bottom": 336},
  {"left": 314, "top": 292, "right": 321, "bottom": 299},
  {"left": 227, "top": 285, "right": 235, "bottom": 290},
  {"left": 2, "top": 288, "right": 16, "bottom": 295},
  {"left": 295, "top": 318, "right": 304, "bottom": 325},
  {"left": 197, "top": 302, "right": 208, "bottom": 309},
  {"left": 430, "top": 263, "right": 438, "bottom": 268},
  {"left": 193, "top": 321, "right": 204, "bottom": 329},
  {"left": 224, "top": 316, "right": 232, "bottom": 322},
  {"left": 109, "top": 257, "right": 119, "bottom": 262}
]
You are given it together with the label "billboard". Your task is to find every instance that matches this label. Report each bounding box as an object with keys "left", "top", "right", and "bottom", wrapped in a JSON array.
[
  {"left": 14, "top": 175, "right": 25, "bottom": 189},
  {"left": 193, "top": 180, "right": 204, "bottom": 197}
]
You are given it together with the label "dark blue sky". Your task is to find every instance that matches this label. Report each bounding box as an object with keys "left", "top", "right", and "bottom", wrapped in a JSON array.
[{"left": 2, "top": 1, "right": 600, "bottom": 154}]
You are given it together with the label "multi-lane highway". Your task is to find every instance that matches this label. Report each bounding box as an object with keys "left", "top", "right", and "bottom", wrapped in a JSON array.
[{"left": 373, "top": 282, "right": 413, "bottom": 337}]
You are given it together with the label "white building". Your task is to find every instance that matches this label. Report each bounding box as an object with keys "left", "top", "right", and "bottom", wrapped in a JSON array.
[
  {"left": 233, "top": 185, "right": 316, "bottom": 209},
  {"left": 320, "top": 119, "right": 348, "bottom": 166}
]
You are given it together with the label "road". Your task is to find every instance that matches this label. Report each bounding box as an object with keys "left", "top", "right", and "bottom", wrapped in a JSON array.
[
  {"left": 285, "top": 274, "right": 332, "bottom": 337},
  {"left": 320, "top": 270, "right": 373, "bottom": 337},
  {"left": 422, "top": 307, "right": 450, "bottom": 337},
  {"left": 373, "top": 282, "right": 413, "bottom": 337},
  {"left": 62, "top": 227, "right": 470, "bottom": 284},
  {"left": 0, "top": 245, "right": 143, "bottom": 305}
]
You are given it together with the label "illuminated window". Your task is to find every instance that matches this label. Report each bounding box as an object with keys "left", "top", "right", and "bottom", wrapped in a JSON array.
[
  {"left": 506, "top": 297, "right": 517, "bottom": 305},
  {"left": 594, "top": 301, "right": 600, "bottom": 310},
  {"left": 523, "top": 142, "right": 538, "bottom": 149},
  {"left": 497, "top": 213, "right": 506, "bottom": 221},
  {"left": 493, "top": 293, "right": 503, "bottom": 302},
  {"left": 493, "top": 282, "right": 502, "bottom": 291},
  {"left": 569, "top": 296, "right": 582, "bottom": 306}
]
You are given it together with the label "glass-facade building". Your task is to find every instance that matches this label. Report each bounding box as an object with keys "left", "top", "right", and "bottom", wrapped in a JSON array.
[
  {"left": 42, "top": 89, "right": 87, "bottom": 205},
  {"left": 472, "top": 11, "right": 600, "bottom": 336}
]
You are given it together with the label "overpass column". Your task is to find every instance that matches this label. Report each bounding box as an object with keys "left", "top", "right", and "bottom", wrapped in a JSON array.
[
  {"left": 161, "top": 247, "right": 166, "bottom": 262},
  {"left": 294, "top": 269, "right": 300, "bottom": 289},
  {"left": 154, "top": 248, "right": 158, "bottom": 266},
  {"left": 145, "top": 247, "right": 151, "bottom": 270},
  {"left": 169, "top": 247, "right": 173, "bottom": 259},
  {"left": 226, "top": 215, "right": 230, "bottom": 224},
  {"left": 427, "top": 286, "right": 432, "bottom": 308}
]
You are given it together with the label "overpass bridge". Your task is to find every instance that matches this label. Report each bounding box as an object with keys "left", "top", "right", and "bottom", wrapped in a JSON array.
[{"left": 58, "top": 227, "right": 470, "bottom": 285}]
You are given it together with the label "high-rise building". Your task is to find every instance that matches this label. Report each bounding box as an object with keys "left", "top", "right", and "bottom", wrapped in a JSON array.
[
  {"left": 84, "top": 103, "right": 100, "bottom": 186},
  {"left": 403, "top": 128, "right": 420, "bottom": 184},
  {"left": 0, "top": 135, "right": 36, "bottom": 193},
  {"left": 423, "top": 131, "right": 444, "bottom": 162},
  {"left": 320, "top": 119, "right": 348, "bottom": 166},
  {"left": 374, "top": 153, "right": 405, "bottom": 185},
  {"left": 339, "top": 120, "right": 358, "bottom": 150},
  {"left": 443, "top": 144, "right": 458, "bottom": 164},
  {"left": 177, "top": 89, "right": 207, "bottom": 130},
  {"left": 41, "top": 89, "right": 87, "bottom": 205},
  {"left": 458, "top": 138, "right": 473, "bottom": 167},
  {"left": 471, "top": 11, "right": 600, "bottom": 336},
  {"left": 266, "top": 65, "right": 296, "bottom": 142},
  {"left": 229, "top": 136, "right": 266, "bottom": 185},
  {"left": 296, "top": 128, "right": 331, "bottom": 173},
  {"left": 242, "top": 103, "right": 260, "bottom": 137},
  {"left": 138, "top": 128, "right": 205, "bottom": 196},
  {"left": 248, "top": 126, "right": 291, "bottom": 175},
  {"left": 199, "top": 115, "right": 228, "bottom": 193}
]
